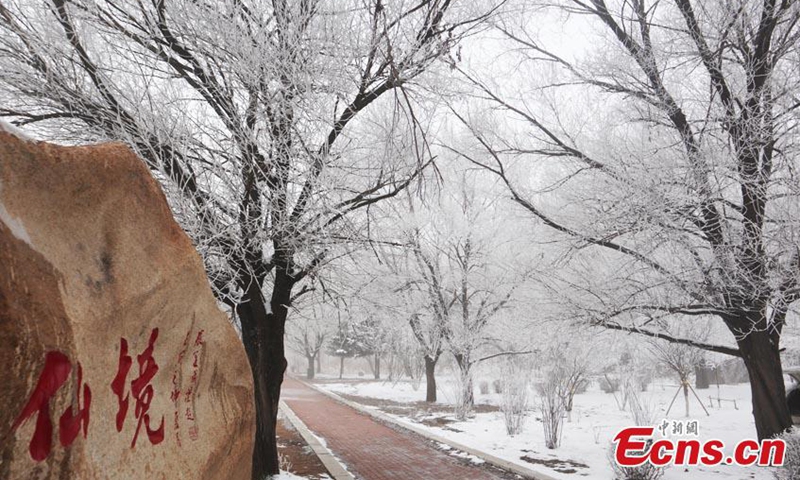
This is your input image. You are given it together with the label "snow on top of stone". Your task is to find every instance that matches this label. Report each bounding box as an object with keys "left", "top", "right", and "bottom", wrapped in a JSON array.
[
  {"left": 0, "top": 120, "right": 35, "bottom": 142},
  {"left": 0, "top": 180, "right": 33, "bottom": 246},
  {"left": 0, "top": 125, "right": 35, "bottom": 245}
]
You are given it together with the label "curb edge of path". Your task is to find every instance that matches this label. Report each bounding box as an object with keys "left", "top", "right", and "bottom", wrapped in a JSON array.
[
  {"left": 297, "top": 379, "right": 559, "bottom": 480},
  {"left": 279, "top": 400, "right": 356, "bottom": 480}
]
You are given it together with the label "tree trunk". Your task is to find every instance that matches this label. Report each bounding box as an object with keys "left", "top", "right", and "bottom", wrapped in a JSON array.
[
  {"left": 453, "top": 353, "right": 474, "bottom": 408},
  {"left": 339, "top": 356, "right": 344, "bottom": 379},
  {"left": 317, "top": 352, "right": 322, "bottom": 374},
  {"left": 306, "top": 354, "right": 316, "bottom": 380},
  {"left": 683, "top": 381, "right": 690, "bottom": 418},
  {"left": 736, "top": 330, "right": 792, "bottom": 440},
  {"left": 374, "top": 354, "right": 381, "bottom": 380},
  {"left": 424, "top": 356, "right": 438, "bottom": 403},
  {"left": 237, "top": 272, "right": 291, "bottom": 479}
]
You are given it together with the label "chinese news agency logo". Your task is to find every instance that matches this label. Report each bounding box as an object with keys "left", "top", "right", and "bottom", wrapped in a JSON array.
[{"left": 613, "top": 420, "right": 786, "bottom": 467}]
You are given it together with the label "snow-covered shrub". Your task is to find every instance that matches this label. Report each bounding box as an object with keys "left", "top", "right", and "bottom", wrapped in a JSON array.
[
  {"left": 479, "top": 380, "right": 490, "bottom": 395},
  {"left": 500, "top": 360, "right": 530, "bottom": 435},
  {"left": 608, "top": 443, "right": 664, "bottom": 480},
  {"left": 608, "top": 388, "right": 664, "bottom": 480},
  {"left": 493, "top": 378, "right": 503, "bottom": 394},
  {"left": 502, "top": 387, "right": 529, "bottom": 435},
  {"left": 627, "top": 389, "right": 653, "bottom": 427},
  {"left": 538, "top": 368, "right": 567, "bottom": 449},
  {"left": 774, "top": 429, "right": 800, "bottom": 480},
  {"left": 543, "top": 339, "right": 592, "bottom": 418}
]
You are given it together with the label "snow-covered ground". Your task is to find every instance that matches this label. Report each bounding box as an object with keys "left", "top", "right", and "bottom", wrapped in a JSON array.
[
  {"left": 271, "top": 472, "right": 331, "bottom": 480},
  {"left": 316, "top": 375, "right": 780, "bottom": 480}
]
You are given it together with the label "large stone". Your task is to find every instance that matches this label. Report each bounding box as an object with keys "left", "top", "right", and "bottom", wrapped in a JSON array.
[{"left": 0, "top": 125, "right": 254, "bottom": 479}]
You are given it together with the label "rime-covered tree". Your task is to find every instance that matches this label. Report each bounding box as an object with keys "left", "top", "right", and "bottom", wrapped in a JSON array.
[
  {"left": 649, "top": 321, "right": 712, "bottom": 417},
  {"left": 327, "top": 318, "right": 374, "bottom": 378},
  {"left": 287, "top": 299, "right": 332, "bottom": 380},
  {"left": 0, "top": 0, "right": 498, "bottom": 475},
  {"left": 395, "top": 173, "right": 531, "bottom": 415},
  {"left": 357, "top": 316, "right": 390, "bottom": 380},
  {"left": 453, "top": 0, "right": 800, "bottom": 439}
]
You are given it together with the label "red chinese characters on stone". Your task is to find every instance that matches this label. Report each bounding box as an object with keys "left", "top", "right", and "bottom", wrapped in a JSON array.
[
  {"left": 169, "top": 329, "right": 192, "bottom": 448},
  {"left": 111, "top": 328, "right": 165, "bottom": 448},
  {"left": 12, "top": 351, "right": 92, "bottom": 461},
  {"left": 184, "top": 330, "right": 204, "bottom": 423},
  {"left": 194, "top": 330, "right": 204, "bottom": 348},
  {"left": 58, "top": 362, "right": 92, "bottom": 449},
  {"left": 110, "top": 338, "right": 132, "bottom": 432}
]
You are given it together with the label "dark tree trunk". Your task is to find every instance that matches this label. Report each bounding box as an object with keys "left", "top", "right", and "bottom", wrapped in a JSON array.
[
  {"left": 374, "top": 354, "right": 381, "bottom": 380},
  {"left": 736, "top": 330, "right": 792, "bottom": 440},
  {"left": 306, "top": 354, "right": 316, "bottom": 380},
  {"left": 424, "top": 356, "right": 438, "bottom": 403},
  {"left": 339, "top": 356, "right": 344, "bottom": 379},
  {"left": 237, "top": 270, "right": 292, "bottom": 479}
]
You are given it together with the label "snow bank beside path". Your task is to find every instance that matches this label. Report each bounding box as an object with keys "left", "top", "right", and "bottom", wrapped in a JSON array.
[{"left": 316, "top": 378, "right": 775, "bottom": 480}]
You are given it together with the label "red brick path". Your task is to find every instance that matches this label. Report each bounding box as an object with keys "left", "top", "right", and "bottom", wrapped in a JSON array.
[{"left": 281, "top": 377, "right": 507, "bottom": 480}]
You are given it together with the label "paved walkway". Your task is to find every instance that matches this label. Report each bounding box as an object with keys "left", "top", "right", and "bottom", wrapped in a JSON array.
[{"left": 281, "top": 377, "right": 508, "bottom": 480}]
